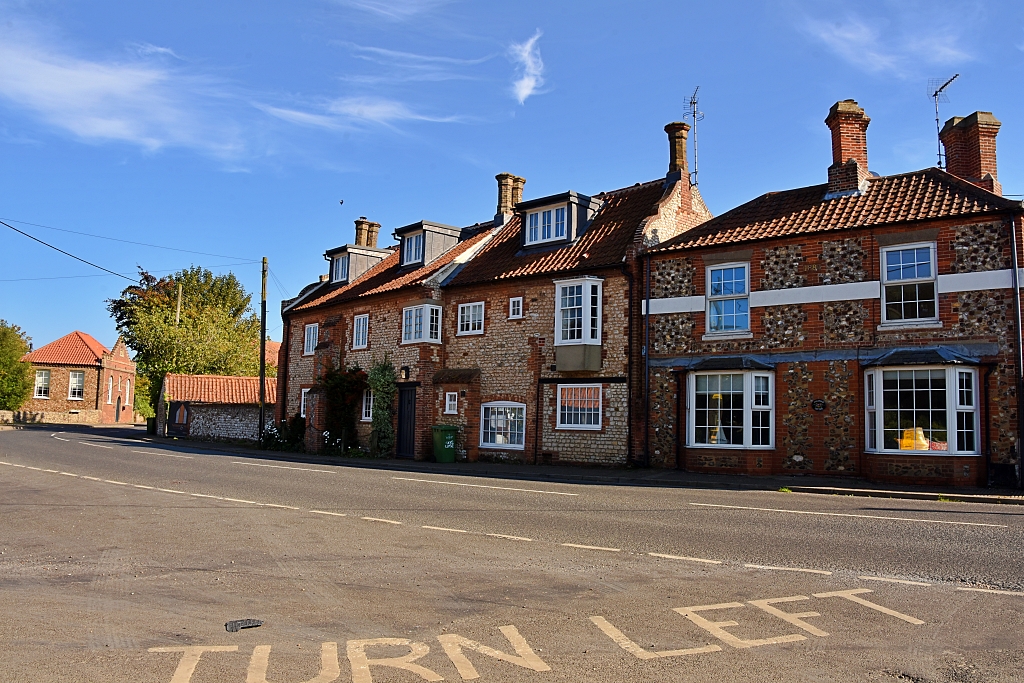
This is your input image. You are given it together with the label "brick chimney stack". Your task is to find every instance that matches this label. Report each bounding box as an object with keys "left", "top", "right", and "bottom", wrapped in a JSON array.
[
  {"left": 664, "top": 122, "right": 691, "bottom": 177},
  {"left": 496, "top": 172, "right": 526, "bottom": 215},
  {"left": 940, "top": 112, "right": 1002, "bottom": 195},
  {"left": 354, "top": 217, "right": 381, "bottom": 248},
  {"left": 825, "top": 100, "right": 871, "bottom": 196}
]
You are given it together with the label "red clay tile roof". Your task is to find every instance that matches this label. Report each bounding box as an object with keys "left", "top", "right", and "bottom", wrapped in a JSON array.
[
  {"left": 654, "top": 168, "right": 1021, "bottom": 252},
  {"left": 22, "top": 331, "right": 109, "bottom": 366},
  {"left": 448, "top": 179, "right": 669, "bottom": 286},
  {"left": 162, "top": 374, "right": 277, "bottom": 405},
  {"left": 291, "top": 227, "right": 494, "bottom": 312},
  {"left": 264, "top": 341, "right": 281, "bottom": 367}
]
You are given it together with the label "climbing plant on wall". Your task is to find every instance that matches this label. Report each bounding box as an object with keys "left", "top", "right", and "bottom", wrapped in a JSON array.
[
  {"left": 367, "top": 357, "right": 396, "bottom": 457},
  {"left": 317, "top": 363, "right": 367, "bottom": 454}
]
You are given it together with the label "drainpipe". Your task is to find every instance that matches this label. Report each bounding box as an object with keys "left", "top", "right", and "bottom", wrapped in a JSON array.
[
  {"left": 621, "top": 258, "right": 635, "bottom": 466},
  {"left": 1010, "top": 212, "right": 1024, "bottom": 489},
  {"left": 675, "top": 369, "right": 687, "bottom": 470},
  {"left": 280, "top": 320, "right": 291, "bottom": 424},
  {"left": 643, "top": 252, "right": 652, "bottom": 467}
]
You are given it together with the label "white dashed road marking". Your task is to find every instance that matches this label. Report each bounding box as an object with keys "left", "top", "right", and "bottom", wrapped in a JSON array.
[
  {"left": 956, "top": 586, "right": 1024, "bottom": 596},
  {"left": 562, "top": 543, "right": 620, "bottom": 552},
  {"left": 362, "top": 516, "right": 402, "bottom": 524},
  {"left": 486, "top": 533, "right": 532, "bottom": 541},
  {"left": 649, "top": 552, "right": 723, "bottom": 565},
  {"left": 690, "top": 502, "right": 1007, "bottom": 528},
  {"left": 132, "top": 450, "right": 193, "bottom": 459},
  {"left": 232, "top": 462, "right": 335, "bottom": 473},
  {"left": 309, "top": 510, "right": 347, "bottom": 517},
  {"left": 858, "top": 576, "right": 932, "bottom": 586},
  {"left": 423, "top": 525, "right": 468, "bottom": 533},
  {"left": 745, "top": 564, "right": 832, "bottom": 576},
  {"left": 392, "top": 476, "right": 578, "bottom": 496},
  {"left": 78, "top": 442, "right": 112, "bottom": 449}
]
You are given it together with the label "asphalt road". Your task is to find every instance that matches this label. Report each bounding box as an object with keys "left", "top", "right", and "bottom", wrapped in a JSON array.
[{"left": 2, "top": 426, "right": 1022, "bottom": 683}]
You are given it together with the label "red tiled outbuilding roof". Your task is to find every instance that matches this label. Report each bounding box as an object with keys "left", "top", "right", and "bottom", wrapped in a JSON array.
[
  {"left": 449, "top": 179, "right": 669, "bottom": 286},
  {"left": 264, "top": 341, "right": 281, "bottom": 368},
  {"left": 22, "top": 331, "right": 109, "bottom": 366},
  {"left": 654, "top": 168, "right": 1021, "bottom": 252},
  {"left": 162, "top": 374, "right": 277, "bottom": 405},
  {"left": 291, "top": 226, "right": 494, "bottom": 312}
]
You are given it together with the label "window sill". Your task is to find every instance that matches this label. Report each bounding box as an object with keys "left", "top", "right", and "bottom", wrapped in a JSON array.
[
  {"left": 455, "top": 331, "right": 484, "bottom": 337},
  {"left": 302, "top": 351, "right": 315, "bottom": 356},
  {"left": 34, "top": 396, "right": 50, "bottom": 400},
  {"left": 701, "top": 332, "right": 753, "bottom": 341},
  {"left": 401, "top": 340, "right": 442, "bottom": 345},
  {"left": 553, "top": 341, "right": 602, "bottom": 347},
  {"left": 864, "top": 450, "right": 975, "bottom": 457},
  {"left": 508, "top": 316, "right": 523, "bottom": 321},
  {"left": 877, "top": 321, "right": 942, "bottom": 331},
  {"left": 687, "top": 443, "right": 774, "bottom": 450},
  {"left": 352, "top": 345, "right": 367, "bottom": 351},
  {"left": 556, "top": 426, "right": 602, "bottom": 431},
  {"left": 479, "top": 444, "right": 525, "bottom": 451},
  {"left": 68, "top": 397, "right": 84, "bottom": 401},
  {"left": 360, "top": 418, "right": 372, "bottom": 423}
]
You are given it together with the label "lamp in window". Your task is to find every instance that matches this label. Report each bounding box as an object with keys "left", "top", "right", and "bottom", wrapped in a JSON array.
[{"left": 400, "top": 366, "right": 410, "bottom": 381}]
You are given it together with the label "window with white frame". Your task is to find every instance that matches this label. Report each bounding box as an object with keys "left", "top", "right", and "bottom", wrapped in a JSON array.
[
  {"left": 403, "top": 232, "right": 424, "bottom": 265},
  {"left": 555, "top": 278, "right": 602, "bottom": 345},
  {"left": 331, "top": 254, "right": 349, "bottom": 283},
  {"left": 557, "top": 385, "right": 602, "bottom": 429},
  {"left": 402, "top": 304, "right": 442, "bottom": 343},
  {"left": 34, "top": 370, "right": 50, "bottom": 399},
  {"left": 361, "top": 389, "right": 374, "bottom": 421},
  {"left": 303, "top": 323, "right": 318, "bottom": 355},
  {"left": 526, "top": 206, "right": 567, "bottom": 245},
  {"left": 353, "top": 314, "right": 369, "bottom": 349},
  {"left": 865, "top": 366, "right": 978, "bottom": 454},
  {"left": 125, "top": 379, "right": 130, "bottom": 407},
  {"left": 706, "top": 264, "right": 749, "bottom": 333},
  {"left": 458, "top": 302, "right": 484, "bottom": 335},
  {"left": 68, "top": 371, "right": 85, "bottom": 400},
  {"left": 882, "top": 244, "right": 937, "bottom": 323},
  {"left": 509, "top": 297, "right": 523, "bottom": 319},
  {"left": 445, "top": 392, "right": 458, "bottom": 414},
  {"left": 480, "top": 402, "right": 526, "bottom": 449},
  {"left": 300, "top": 388, "right": 310, "bottom": 418},
  {"left": 107, "top": 376, "right": 113, "bottom": 403},
  {"left": 689, "top": 371, "right": 773, "bottom": 448}
]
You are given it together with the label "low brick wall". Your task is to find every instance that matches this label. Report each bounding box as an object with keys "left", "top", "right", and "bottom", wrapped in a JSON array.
[{"left": 0, "top": 409, "right": 103, "bottom": 424}]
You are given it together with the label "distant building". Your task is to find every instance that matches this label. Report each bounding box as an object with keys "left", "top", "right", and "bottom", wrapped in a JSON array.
[
  {"left": 13, "top": 331, "right": 137, "bottom": 424},
  {"left": 157, "top": 373, "right": 276, "bottom": 443}
]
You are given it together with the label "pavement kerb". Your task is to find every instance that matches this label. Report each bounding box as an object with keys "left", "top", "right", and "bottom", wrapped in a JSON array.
[{"left": 123, "top": 435, "right": 1024, "bottom": 506}]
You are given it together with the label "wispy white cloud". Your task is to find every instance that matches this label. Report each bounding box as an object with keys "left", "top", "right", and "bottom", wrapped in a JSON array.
[
  {"left": 0, "top": 29, "right": 243, "bottom": 157},
  {"left": 338, "top": 42, "right": 492, "bottom": 84},
  {"left": 510, "top": 30, "right": 544, "bottom": 104},
  {"left": 333, "top": 0, "right": 453, "bottom": 21},
  {"left": 128, "top": 42, "right": 184, "bottom": 60},
  {"left": 257, "top": 96, "right": 459, "bottom": 130},
  {"left": 800, "top": 12, "right": 972, "bottom": 77}
]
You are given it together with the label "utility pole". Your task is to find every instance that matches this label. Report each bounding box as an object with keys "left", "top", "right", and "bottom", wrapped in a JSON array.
[
  {"left": 175, "top": 282, "right": 182, "bottom": 325},
  {"left": 258, "top": 257, "right": 268, "bottom": 445}
]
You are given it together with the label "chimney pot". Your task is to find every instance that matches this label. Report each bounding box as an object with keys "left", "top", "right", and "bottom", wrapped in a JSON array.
[
  {"left": 940, "top": 111, "right": 1002, "bottom": 195},
  {"left": 825, "top": 99, "right": 870, "bottom": 196},
  {"left": 496, "top": 172, "right": 526, "bottom": 216},
  {"left": 664, "top": 122, "right": 690, "bottom": 176}
]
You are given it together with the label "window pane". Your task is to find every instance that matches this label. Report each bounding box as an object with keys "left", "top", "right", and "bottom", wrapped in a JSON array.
[
  {"left": 529, "top": 213, "right": 539, "bottom": 242},
  {"left": 414, "top": 307, "right": 423, "bottom": 339},
  {"left": 693, "top": 373, "right": 745, "bottom": 445},
  {"left": 709, "top": 297, "right": 749, "bottom": 332},
  {"left": 542, "top": 210, "right": 552, "bottom": 240},
  {"left": 554, "top": 207, "right": 566, "bottom": 237},
  {"left": 958, "top": 371, "right": 974, "bottom": 407},
  {"left": 482, "top": 405, "right": 525, "bottom": 446},
  {"left": 754, "top": 376, "right": 769, "bottom": 406},
  {"left": 429, "top": 307, "right": 441, "bottom": 340},
  {"left": 886, "top": 247, "right": 931, "bottom": 281},
  {"left": 590, "top": 284, "right": 599, "bottom": 341},
  {"left": 560, "top": 285, "right": 583, "bottom": 341},
  {"left": 957, "top": 411, "right": 976, "bottom": 452},
  {"left": 559, "top": 386, "right": 601, "bottom": 427},
  {"left": 882, "top": 369, "right": 948, "bottom": 451}
]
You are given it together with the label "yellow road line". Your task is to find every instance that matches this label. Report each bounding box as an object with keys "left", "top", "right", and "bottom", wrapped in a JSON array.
[{"left": 956, "top": 586, "right": 1024, "bottom": 596}]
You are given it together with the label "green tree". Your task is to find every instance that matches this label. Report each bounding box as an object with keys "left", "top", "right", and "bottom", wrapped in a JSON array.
[
  {"left": 0, "top": 321, "right": 33, "bottom": 411},
  {"left": 107, "top": 267, "right": 270, "bottom": 410}
]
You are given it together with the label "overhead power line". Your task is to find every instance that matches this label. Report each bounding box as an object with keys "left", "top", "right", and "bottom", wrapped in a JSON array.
[
  {"left": 1, "top": 219, "right": 135, "bottom": 282},
  {"left": 0, "top": 261, "right": 258, "bottom": 283},
  {"left": 0, "top": 216, "right": 259, "bottom": 262}
]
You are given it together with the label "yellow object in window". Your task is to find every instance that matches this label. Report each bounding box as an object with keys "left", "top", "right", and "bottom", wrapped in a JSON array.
[{"left": 900, "top": 427, "right": 929, "bottom": 451}]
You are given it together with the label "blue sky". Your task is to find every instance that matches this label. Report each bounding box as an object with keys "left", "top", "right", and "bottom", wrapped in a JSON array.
[{"left": 2, "top": 0, "right": 1023, "bottom": 349}]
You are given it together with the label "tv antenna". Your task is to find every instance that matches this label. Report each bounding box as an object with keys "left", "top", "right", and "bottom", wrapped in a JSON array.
[
  {"left": 685, "top": 86, "right": 704, "bottom": 186},
  {"left": 929, "top": 74, "right": 958, "bottom": 169}
]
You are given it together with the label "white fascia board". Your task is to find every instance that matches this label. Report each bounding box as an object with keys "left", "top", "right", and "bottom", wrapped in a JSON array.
[
  {"left": 643, "top": 296, "right": 705, "bottom": 314},
  {"left": 749, "top": 281, "right": 880, "bottom": 307},
  {"left": 936, "top": 269, "right": 1013, "bottom": 293}
]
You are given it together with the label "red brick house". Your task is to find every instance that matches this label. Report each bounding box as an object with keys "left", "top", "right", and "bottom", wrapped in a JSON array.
[
  {"left": 277, "top": 122, "right": 712, "bottom": 462},
  {"left": 17, "top": 331, "right": 137, "bottom": 424},
  {"left": 643, "top": 100, "right": 1023, "bottom": 487}
]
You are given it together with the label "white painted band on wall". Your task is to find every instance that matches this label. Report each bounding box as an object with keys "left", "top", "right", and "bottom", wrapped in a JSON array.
[{"left": 642, "top": 268, "right": 1024, "bottom": 315}]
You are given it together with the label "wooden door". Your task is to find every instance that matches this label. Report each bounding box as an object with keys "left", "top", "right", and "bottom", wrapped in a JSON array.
[{"left": 396, "top": 386, "right": 416, "bottom": 458}]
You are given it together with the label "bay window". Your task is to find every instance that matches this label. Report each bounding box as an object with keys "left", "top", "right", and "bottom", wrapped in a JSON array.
[
  {"left": 865, "top": 366, "right": 978, "bottom": 454},
  {"left": 402, "top": 304, "right": 442, "bottom": 343},
  {"left": 555, "top": 277, "right": 602, "bottom": 345},
  {"left": 688, "top": 371, "right": 774, "bottom": 448}
]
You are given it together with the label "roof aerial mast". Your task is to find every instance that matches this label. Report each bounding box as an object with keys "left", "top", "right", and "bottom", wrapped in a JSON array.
[
  {"left": 687, "top": 86, "right": 703, "bottom": 187},
  {"left": 929, "top": 74, "right": 958, "bottom": 169}
]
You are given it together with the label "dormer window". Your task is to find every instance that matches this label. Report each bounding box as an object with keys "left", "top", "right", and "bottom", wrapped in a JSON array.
[
  {"left": 526, "top": 206, "right": 567, "bottom": 245},
  {"left": 403, "top": 232, "right": 424, "bottom": 265},
  {"left": 331, "top": 254, "right": 349, "bottom": 283}
]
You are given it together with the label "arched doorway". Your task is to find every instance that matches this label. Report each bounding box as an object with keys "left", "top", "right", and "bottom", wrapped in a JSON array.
[{"left": 115, "top": 396, "right": 121, "bottom": 422}]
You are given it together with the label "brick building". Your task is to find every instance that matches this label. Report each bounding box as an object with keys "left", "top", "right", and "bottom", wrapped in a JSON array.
[
  {"left": 277, "top": 122, "right": 712, "bottom": 462},
  {"left": 157, "top": 374, "right": 276, "bottom": 442},
  {"left": 15, "top": 331, "right": 137, "bottom": 424},
  {"left": 642, "top": 100, "right": 1023, "bottom": 487}
]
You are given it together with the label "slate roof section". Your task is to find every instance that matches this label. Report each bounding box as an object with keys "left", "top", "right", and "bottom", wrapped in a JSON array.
[
  {"left": 22, "top": 331, "right": 109, "bottom": 366},
  {"left": 654, "top": 168, "right": 1022, "bottom": 252},
  {"left": 162, "top": 374, "right": 277, "bottom": 405},
  {"left": 291, "top": 227, "right": 494, "bottom": 312},
  {"left": 449, "top": 179, "right": 669, "bottom": 286}
]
